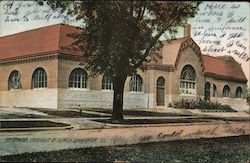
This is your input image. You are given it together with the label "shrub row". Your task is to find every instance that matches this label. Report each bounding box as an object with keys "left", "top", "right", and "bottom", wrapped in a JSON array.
[{"left": 168, "top": 99, "right": 236, "bottom": 112}]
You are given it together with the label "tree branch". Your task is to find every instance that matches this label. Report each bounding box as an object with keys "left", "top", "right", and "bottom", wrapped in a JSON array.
[
  {"left": 137, "top": 2, "right": 142, "bottom": 22},
  {"left": 139, "top": 2, "right": 146, "bottom": 22},
  {"left": 130, "top": 5, "right": 184, "bottom": 70},
  {"left": 130, "top": 1, "right": 134, "bottom": 16},
  {"left": 114, "top": 1, "right": 120, "bottom": 12}
]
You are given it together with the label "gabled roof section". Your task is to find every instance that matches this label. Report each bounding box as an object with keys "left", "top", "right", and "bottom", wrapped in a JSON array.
[
  {"left": 202, "top": 55, "right": 248, "bottom": 83},
  {"left": 0, "top": 24, "right": 82, "bottom": 61},
  {"left": 160, "top": 37, "right": 204, "bottom": 70}
]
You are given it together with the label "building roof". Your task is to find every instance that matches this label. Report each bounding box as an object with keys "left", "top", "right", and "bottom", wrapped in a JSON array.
[
  {"left": 158, "top": 37, "right": 247, "bottom": 83},
  {"left": 0, "top": 24, "right": 247, "bottom": 83},
  {"left": 0, "top": 24, "right": 82, "bottom": 61},
  {"left": 202, "top": 55, "right": 248, "bottom": 83},
  {"left": 160, "top": 37, "right": 190, "bottom": 65},
  {"left": 159, "top": 37, "right": 205, "bottom": 71}
]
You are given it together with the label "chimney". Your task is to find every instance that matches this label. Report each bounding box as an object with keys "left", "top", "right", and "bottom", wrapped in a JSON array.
[{"left": 184, "top": 24, "right": 191, "bottom": 38}]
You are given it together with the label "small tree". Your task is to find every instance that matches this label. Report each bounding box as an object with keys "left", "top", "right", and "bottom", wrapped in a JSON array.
[
  {"left": 47, "top": 1, "right": 201, "bottom": 121},
  {"left": 217, "top": 55, "right": 236, "bottom": 63}
]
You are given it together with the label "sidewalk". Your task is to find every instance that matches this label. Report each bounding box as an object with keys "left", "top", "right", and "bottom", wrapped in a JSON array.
[
  {"left": 0, "top": 107, "right": 249, "bottom": 156},
  {"left": 1, "top": 120, "right": 249, "bottom": 156}
]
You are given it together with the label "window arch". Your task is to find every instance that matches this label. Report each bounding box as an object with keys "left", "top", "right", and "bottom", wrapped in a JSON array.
[
  {"left": 8, "top": 70, "right": 22, "bottom": 90},
  {"left": 180, "top": 65, "right": 196, "bottom": 95},
  {"left": 102, "top": 74, "right": 113, "bottom": 90},
  {"left": 32, "top": 68, "right": 47, "bottom": 88},
  {"left": 236, "top": 87, "right": 242, "bottom": 98},
  {"left": 222, "top": 85, "right": 230, "bottom": 98},
  {"left": 157, "top": 77, "right": 165, "bottom": 87},
  {"left": 69, "top": 68, "right": 88, "bottom": 88},
  {"left": 129, "top": 74, "right": 143, "bottom": 92},
  {"left": 213, "top": 84, "right": 217, "bottom": 97}
]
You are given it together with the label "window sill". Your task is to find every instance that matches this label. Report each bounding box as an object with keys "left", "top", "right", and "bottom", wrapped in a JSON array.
[
  {"left": 101, "top": 90, "right": 114, "bottom": 92},
  {"left": 32, "top": 88, "right": 47, "bottom": 90},
  {"left": 128, "top": 91, "right": 144, "bottom": 94},
  {"left": 8, "top": 89, "right": 22, "bottom": 91},
  {"left": 68, "top": 88, "right": 90, "bottom": 91}
]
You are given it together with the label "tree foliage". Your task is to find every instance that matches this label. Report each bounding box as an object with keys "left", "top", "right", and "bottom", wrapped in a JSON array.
[
  {"left": 46, "top": 1, "right": 201, "bottom": 121},
  {"left": 48, "top": 1, "right": 200, "bottom": 76},
  {"left": 217, "top": 55, "right": 236, "bottom": 63}
]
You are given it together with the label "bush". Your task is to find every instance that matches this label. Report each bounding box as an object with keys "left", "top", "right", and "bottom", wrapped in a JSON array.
[
  {"left": 168, "top": 99, "right": 199, "bottom": 109},
  {"left": 168, "top": 99, "right": 236, "bottom": 112}
]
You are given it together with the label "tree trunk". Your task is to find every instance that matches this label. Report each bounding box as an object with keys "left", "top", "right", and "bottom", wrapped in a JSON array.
[{"left": 111, "top": 74, "right": 127, "bottom": 122}]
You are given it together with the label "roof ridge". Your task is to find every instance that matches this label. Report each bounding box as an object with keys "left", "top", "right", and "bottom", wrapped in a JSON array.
[
  {"left": 0, "top": 23, "right": 67, "bottom": 38},
  {"left": 204, "top": 54, "right": 241, "bottom": 65},
  {"left": 202, "top": 54, "right": 218, "bottom": 58},
  {"left": 162, "top": 36, "right": 189, "bottom": 43}
]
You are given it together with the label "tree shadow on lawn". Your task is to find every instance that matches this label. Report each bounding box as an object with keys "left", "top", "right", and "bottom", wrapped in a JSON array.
[
  {"left": 0, "top": 120, "right": 70, "bottom": 128},
  {"left": 82, "top": 108, "right": 193, "bottom": 117},
  {"left": 93, "top": 118, "right": 215, "bottom": 125},
  {"left": 0, "top": 113, "right": 51, "bottom": 119}
]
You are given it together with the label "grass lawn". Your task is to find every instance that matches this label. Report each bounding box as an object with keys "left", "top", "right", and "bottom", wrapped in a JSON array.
[
  {"left": 93, "top": 118, "right": 213, "bottom": 125},
  {"left": 0, "top": 120, "right": 70, "bottom": 128},
  {"left": 0, "top": 113, "right": 49, "bottom": 119},
  {"left": 28, "top": 108, "right": 109, "bottom": 118},
  {"left": 2, "top": 135, "right": 249, "bottom": 162}
]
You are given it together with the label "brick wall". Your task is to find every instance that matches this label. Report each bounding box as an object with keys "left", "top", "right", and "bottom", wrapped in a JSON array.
[
  {"left": 0, "top": 52, "right": 247, "bottom": 110},
  {"left": 169, "top": 47, "right": 205, "bottom": 102},
  {"left": 205, "top": 77, "right": 248, "bottom": 111},
  {"left": 0, "top": 57, "right": 59, "bottom": 109},
  {"left": 57, "top": 59, "right": 150, "bottom": 109}
]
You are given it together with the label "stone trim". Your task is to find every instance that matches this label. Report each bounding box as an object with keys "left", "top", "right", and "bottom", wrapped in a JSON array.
[
  {"left": 142, "top": 64, "right": 175, "bottom": 72},
  {"left": 58, "top": 53, "right": 86, "bottom": 62},
  {"left": 175, "top": 38, "right": 205, "bottom": 72},
  {"left": 0, "top": 51, "right": 86, "bottom": 66}
]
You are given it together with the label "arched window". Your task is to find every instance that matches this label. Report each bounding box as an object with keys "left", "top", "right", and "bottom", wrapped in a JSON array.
[
  {"left": 32, "top": 68, "right": 47, "bottom": 88},
  {"left": 222, "top": 85, "right": 230, "bottom": 98},
  {"left": 180, "top": 65, "right": 196, "bottom": 95},
  {"left": 102, "top": 74, "right": 113, "bottom": 90},
  {"left": 213, "top": 84, "right": 217, "bottom": 97},
  {"left": 69, "top": 68, "right": 88, "bottom": 88},
  {"left": 156, "top": 77, "right": 165, "bottom": 106},
  {"left": 8, "top": 70, "right": 22, "bottom": 90},
  {"left": 129, "top": 74, "right": 143, "bottom": 92},
  {"left": 236, "top": 87, "right": 242, "bottom": 98},
  {"left": 157, "top": 77, "right": 165, "bottom": 87},
  {"left": 204, "top": 82, "right": 211, "bottom": 101}
]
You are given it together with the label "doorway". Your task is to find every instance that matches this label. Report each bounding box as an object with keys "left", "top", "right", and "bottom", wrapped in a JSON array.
[{"left": 157, "top": 77, "right": 165, "bottom": 106}]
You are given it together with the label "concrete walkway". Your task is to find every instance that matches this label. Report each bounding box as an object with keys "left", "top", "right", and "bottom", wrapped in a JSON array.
[{"left": 0, "top": 120, "right": 249, "bottom": 156}]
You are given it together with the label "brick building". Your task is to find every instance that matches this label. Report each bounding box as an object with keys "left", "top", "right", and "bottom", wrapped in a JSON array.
[{"left": 0, "top": 24, "right": 248, "bottom": 110}]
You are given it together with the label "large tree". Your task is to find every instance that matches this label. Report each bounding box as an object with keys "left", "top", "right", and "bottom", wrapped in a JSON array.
[{"left": 47, "top": 1, "right": 200, "bottom": 122}]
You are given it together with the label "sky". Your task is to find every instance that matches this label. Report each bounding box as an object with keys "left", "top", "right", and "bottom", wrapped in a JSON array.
[{"left": 0, "top": 1, "right": 249, "bottom": 87}]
